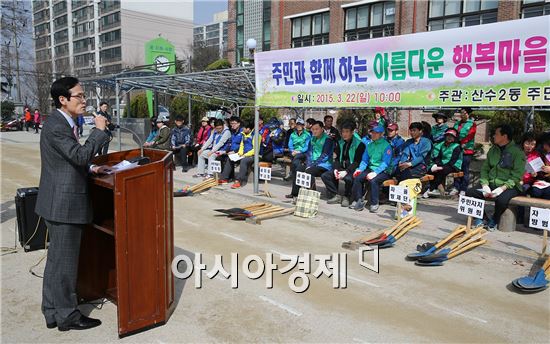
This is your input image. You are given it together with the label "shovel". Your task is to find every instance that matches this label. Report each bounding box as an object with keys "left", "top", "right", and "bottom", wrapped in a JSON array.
[
  {"left": 364, "top": 215, "right": 416, "bottom": 245},
  {"left": 515, "top": 257, "right": 550, "bottom": 289},
  {"left": 372, "top": 218, "right": 422, "bottom": 247},
  {"left": 511, "top": 278, "right": 548, "bottom": 293},
  {"left": 417, "top": 228, "right": 485, "bottom": 263},
  {"left": 407, "top": 226, "right": 466, "bottom": 260}
]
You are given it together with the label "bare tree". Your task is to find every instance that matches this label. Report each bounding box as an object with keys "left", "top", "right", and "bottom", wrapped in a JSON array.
[{"left": 189, "top": 41, "right": 220, "bottom": 72}]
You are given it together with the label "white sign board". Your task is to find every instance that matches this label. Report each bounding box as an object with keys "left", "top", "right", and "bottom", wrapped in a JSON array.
[
  {"left": 259, "top": 167, "right": 272, "bottom": 181},
  {"left": 209, "top": 161, "right": 222, "bottom": 173},
  {"left": 458, "top": 195, "right": 485, "bottom": 219},
  {"left": 389, "top": 185, "right": 410, "bottom": 204},
  {"left": 529, "top": 207, "right": 550, "bottom": 231},
  {"left": 296, "top": 172, "right": 311, "bottom": 189}
]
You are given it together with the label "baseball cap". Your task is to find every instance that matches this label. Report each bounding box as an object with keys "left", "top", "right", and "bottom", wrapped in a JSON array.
[
  {"left": 157, "top": 114, "right": 169, "bottom": 122},
  {"left": 296, "top": 118, "right": 305, "bottom": 125},
  {"left": 445, "top": 128, "right": 458, "bottom": 137},
  {"left": 369, "top": 125, "right": 385, "bottom": 133},
  {"left": 201, "top": 116, "right": 208, "bottom": 122},
  {"left": 368, "top": 120, "right": 378, "bottom": 128},
  {"left": 387, "top": 122, "right": 398, "bottom": 131}
]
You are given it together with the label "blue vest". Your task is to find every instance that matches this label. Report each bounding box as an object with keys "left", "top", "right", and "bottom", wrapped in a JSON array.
[
  {"left": 230, "top": 127, "right": 243, "bottom": 152},
  {"left": 213, "top": 128, "right": 230, "bottom": 152}
]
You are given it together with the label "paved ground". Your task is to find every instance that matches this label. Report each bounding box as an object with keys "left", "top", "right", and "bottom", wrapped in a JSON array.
[{"left": 1, "top": 130, "right": 549, "bottom": 343}]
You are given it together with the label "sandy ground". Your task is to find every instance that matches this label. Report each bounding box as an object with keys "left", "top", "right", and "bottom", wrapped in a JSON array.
[{"left": 1, "top": 130, "right": 549, "bottom": 343}]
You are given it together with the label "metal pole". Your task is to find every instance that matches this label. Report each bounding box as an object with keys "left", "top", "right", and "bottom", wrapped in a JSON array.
[
  {"left": 115, "top": 80, "right": 121, "bottom": 151},
  {"left": 188, "top": 94, "right": 192, "bottom": 128},
  {"left": 253, "top": 106, "right": 259, "bottom": 193},
  {"left": 236, "top": 105, "right": 240, "bottom": 117},
  {"left": 11, "top": 0, "right": 22, "bottom": 103}
]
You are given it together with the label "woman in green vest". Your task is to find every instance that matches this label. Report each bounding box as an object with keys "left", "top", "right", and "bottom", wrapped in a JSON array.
[{"left": 426, "top": 128, "right": 463, "bottom": 197}]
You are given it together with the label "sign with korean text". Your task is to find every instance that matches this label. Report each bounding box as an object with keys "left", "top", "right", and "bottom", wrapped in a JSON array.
[
  {"left": 296, "top": 172, "right": 311, "bottom": 189},
  {"left": 389, "top": 185, "right": 410, "bottom": 204},
  {"left": 529, "top": 207, "right": 550, "bottom": 231},
  {"left": 209, "top": 161, "right": 222, "bottom": 173},
  {"left": 255, "top": 16, "right": 550, "bottom": 107},
  {"left": 259, "top": 167, "right": 272, "bottom": 181},
  {"left": 458, "top": 195, "right": 485, "bottom": 219}
]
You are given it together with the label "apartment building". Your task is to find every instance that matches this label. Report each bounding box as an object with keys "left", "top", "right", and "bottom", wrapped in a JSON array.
[
  {"left": 193, "top": 11, "right": 229, "bottom": 59},
  {"left": 32, "top": 0, "right": 194, "bottom": 79}
]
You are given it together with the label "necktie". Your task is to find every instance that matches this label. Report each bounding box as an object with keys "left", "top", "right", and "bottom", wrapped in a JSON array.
[{"left": 73, "top": 125, "right": 79, "bottom": 140}]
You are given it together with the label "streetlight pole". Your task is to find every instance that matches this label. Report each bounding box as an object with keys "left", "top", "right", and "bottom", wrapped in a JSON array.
[
  {"left": 10, "top": 0, "right": 22, "bottom": 103},
  {"left": 246, "top": 38, "right": 259, "bottom": 193}
]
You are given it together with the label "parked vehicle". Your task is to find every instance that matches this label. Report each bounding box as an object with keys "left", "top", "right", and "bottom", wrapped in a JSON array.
[{"left": 1, "top": 115, "right": 24, "bottom": 131}]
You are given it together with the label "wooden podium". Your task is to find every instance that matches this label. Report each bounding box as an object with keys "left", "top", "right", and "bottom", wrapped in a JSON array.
[{"left": 77, "top": 148, "right": 175, "bottom": 337}]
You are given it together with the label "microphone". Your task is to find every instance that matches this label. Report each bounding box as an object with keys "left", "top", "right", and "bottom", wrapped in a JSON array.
[{"left": 85, "top": 106, "right": 150, "bottom": 165}]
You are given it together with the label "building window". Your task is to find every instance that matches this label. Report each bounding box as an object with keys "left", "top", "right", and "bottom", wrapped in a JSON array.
[
  {"left": 100, "top": 29, "right": 121, "bottom": 46},
  {"left": 291, "top": 12, "right": 329, "bottom": 48},
  {"left": 100, "top": 46, "right": 121, "bottom": 63},
  {"left": 262, "top": 0, "right": 271, "bottom": 51},
  {"left": 54, "top": 29, "right": 68, "bottom": 44},
  {"left": 428, "top": 0, "right": 498, "bottom": 31},
  {"left": 100, "top": 12, "right": 120, "bottom": 30},
  {"left": 236, "top": 0, "right": 244, "bottom": 64},
  {"left": 52, "top": 1, "right": 67, "bottom": 16},
  {"left": 522, "top": 0, "right": 550, "bottom": 17},
  {"left": 344, "top": 1, "right": 395, "bottom": 41}
]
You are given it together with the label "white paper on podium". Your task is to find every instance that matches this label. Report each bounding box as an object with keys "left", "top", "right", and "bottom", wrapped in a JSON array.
[{"left": 108, "top": 160, "right": 139, "bottom": 173}]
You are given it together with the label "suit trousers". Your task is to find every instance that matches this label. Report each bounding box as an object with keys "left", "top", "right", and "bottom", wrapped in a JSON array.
[
  {"left": 42, "top": 220, "right": 84, "bottom": 324},
  {"left": 466, "top": 187, "right": 520, "bottom": 224}
]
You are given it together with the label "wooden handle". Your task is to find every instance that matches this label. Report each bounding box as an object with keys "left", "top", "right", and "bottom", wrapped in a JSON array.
[
  {"left": 435, "top": 226, "right": 466, "bottom": 249},
  {"left": 448, "top": 239, "right": 487, "bottom": 259},
  {"left": 542, "top": 230, "right": 548, "bottom": 256},
  {"left": 391, "top": 216, "right": 419, "bottom": 238},
  {"left": 449, "top": 227, "right": 482, "bottom": 251},
  {"left": 394, "top": 219, "right": 422, "bottom": 240},
  {"left": 252, "top": 206, "right": 285, "bottom": 216},
  {"left": 389, "top": 215, "right": 417, "bottom": 237},
  {"left": 452, "top": 231, "right": 487, "bottom": 253},
  {"left": 255, "top": 208, "right": 294, "bottom": 220},
  {"left": 242, "top": 203, "right": 267, "bottom": 209}
]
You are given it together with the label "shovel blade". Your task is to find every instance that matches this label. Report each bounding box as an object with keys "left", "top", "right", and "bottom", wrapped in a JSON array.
[{"left": 407, "top": 246, "right": 437, "bottom": 260}]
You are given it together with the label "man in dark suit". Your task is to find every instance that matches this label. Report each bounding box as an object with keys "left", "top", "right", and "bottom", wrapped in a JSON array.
[
  {"left": 35, "top": 77, "right": 109, "bottom": 331},
  {"left": 97, "top": 101, "right": 113, "bottom": 155}
]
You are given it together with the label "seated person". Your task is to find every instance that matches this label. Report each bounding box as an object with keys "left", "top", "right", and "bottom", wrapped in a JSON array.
[
  {"left": 145, "top": 117, "right": 158, "bottom": 144},
  {"left": 219, "top": 116, "right": 243, "bottom": 184},
  {"left": 231, "top": 121, "right": 257, "bottom": 189},
  {"left": 194, "top": 119, "right": 231, "bottom": 178},
  {"left": 321, "top": 121, "right": 366, "bottom": 207},
  {"left": 531, "top": 132, "right": 550, "bottom": 199},
  {"left": 323, "top": 114, "right": 341, "bottom": 141},
  {"left": 396, "top": 122, "right": 432, "bottom": 182},
  {"left": 305, "top": 118, "right": 316, "bottom": 133},
  {"left": 170, "top": 115, "right": 192, "bottom": 172},
  {"left": 466, "top": 124, "right": 525, "bottom": 231},
  {"left": 425, "top": 128, "right": 462, "bottom": 197},
  {"left": 431, "top": 112, "right": 449, "bottom": 144},
  {"left": 350, "top": 125, "right": 392, "bottom": 212},
  {"left": 286, "top": 121, "right": 333, "bottom": 199},
  {"left": 191, "top": 116, "right": 212, "bottom": 166},
  {"left": 283, "top": 118, "right": 296, "bottom": 156},
  {"left": 144, "top": 115, "right": 171, "bottom": 150},
  {"left": 262, "top": 118, "right": 285, "bottom": 162},
  {"left": 386, "top": 122, "right": 405, "bottom": 177},
  {"left": 521, "top": 132, "right": 540, "bottom": 194},
  {"left": 288, "top": 118, "right": 311, "bottom": 184}
]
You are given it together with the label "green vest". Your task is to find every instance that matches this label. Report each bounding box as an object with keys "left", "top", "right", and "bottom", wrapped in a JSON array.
[
  {"left": 432, "top": 141, "right": 462, "bottom": 170},
  {"left": 366, "top": 138, "right": 391, "bottom": 172},
  {"left": 290, "top": 130, "right": 310, "bottom": 151},
  {"left": 338, "top": 135, "right": 362, "bottom": 164},
  {"left": 311, "top": 132, "right": 330, "bottom": 162},
  {"left": 453, "top": 119, "right": 475, "bottom": 152}
]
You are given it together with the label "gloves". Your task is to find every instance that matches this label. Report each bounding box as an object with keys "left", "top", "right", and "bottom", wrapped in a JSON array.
[
  {"left": 366, "top": 172, "right": 377, "bottom": 180},
  {"left": 353, "top": 170, "right": 362, "bottom": 178},
  {"left": 334, "top": 169, "right": 340, "bottom": 179},
  {"left": 430, "top": 165, "right": 443, "bottom": 172},
  {"left": 491, "top": 186, "right": 505, "bottom": 197},
  {"left": 339, "top": 171, "right": 348, "bottom": 179},
  {"left": 481, "top": 184, "right": 492, "bottom": 197}
]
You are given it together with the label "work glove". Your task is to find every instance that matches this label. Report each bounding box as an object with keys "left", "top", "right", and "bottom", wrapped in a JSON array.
[
  {"left": 430, "top": 164, "right": 442, "bottom": 172},
  {"left": 481, "top": 184, "right": 492, "bottom": 198},
  {"left": 353, "top": 170, "right": 362, "bottom": 178},
  {"left": 491, "top": 186, "right": 505, "bottom": 197},
  {"left": 366, "top": 172, "right": 377, "bottom": 180},
  {"left": 339, "top": 171, "right": 348, "bottom": 179}
]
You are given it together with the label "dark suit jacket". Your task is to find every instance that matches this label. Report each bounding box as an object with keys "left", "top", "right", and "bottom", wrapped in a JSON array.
[{"left": 35, "top": 109, "right": 109, "bottom": 224}]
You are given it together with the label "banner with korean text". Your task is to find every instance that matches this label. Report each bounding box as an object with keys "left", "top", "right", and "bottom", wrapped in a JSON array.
[{"left": 254, "top": 16, "right": 549, "bottom": 108}]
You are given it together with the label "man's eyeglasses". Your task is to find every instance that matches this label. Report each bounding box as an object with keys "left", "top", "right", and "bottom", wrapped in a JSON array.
[{"left": 70, "top": 93, "right": 87, "bottom": 101}]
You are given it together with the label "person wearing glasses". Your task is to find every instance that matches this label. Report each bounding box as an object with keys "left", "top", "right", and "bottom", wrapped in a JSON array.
[{"left": 35, "top": 77, "right": 110, "bottom": 331}]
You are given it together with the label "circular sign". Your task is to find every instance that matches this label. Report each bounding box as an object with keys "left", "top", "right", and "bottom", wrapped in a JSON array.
[{"left": 154, "top": 55, "right": 170, "bottom": 72}]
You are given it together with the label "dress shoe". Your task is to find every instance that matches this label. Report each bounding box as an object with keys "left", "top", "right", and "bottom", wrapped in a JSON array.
[{"left": 58, "top": 315, "right": 101, "bottom": 331}]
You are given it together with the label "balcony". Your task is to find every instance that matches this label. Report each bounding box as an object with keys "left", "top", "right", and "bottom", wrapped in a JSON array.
[
  {"left": 71, "top": 0, "right": 91, "bottom": 10},
  {"left": 35, "top": 39, "right": 50, "bottom": 49},
  {"left": 33, "top": 1, "right": 48, "bottom": 13},
  {"left": 101, "top": 55, "right": 121, "bottom": 64},
  {"left": 99, "top": 2, "right": 120, "bottom": 15},
  {"left": 74, "top": 29, "right": 94, "bottom": 39},
  {"left": 73, "top": 44, "right": 93, "bottom": 54},
  {"left": 100, "top": 21, "right": 120, "bottom": 32},
  {"left": 101, "top": 38, "right": 120, "bottom": 49}
]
